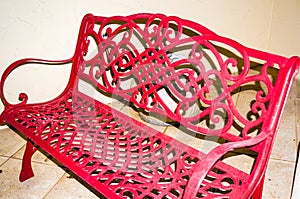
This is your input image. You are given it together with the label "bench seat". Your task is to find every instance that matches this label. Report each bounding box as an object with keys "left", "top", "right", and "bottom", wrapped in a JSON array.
[{"left": 1, "top": 89, "right": 250, "bottom": 198}]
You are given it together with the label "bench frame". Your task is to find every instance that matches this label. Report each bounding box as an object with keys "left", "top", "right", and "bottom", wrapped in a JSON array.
[{"left": 0, "top": 13, "right": 299, "bottom": 198}]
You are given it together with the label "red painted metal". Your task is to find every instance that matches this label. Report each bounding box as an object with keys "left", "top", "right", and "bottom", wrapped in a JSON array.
[
  {"left": 0, "top": 13, "right": 299, "bottom": 198},
  {"left": 19, "top": 140, "right": 37, "bottom": 182}
]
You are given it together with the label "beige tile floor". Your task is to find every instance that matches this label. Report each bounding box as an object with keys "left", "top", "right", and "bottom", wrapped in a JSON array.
[{"left": 0, "top": 81, "right": 299, "bottom": 199}]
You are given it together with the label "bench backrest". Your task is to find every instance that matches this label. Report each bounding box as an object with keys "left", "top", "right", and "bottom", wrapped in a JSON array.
[{"left": 71, "top": 13, "right": 299, "bottom": 142}]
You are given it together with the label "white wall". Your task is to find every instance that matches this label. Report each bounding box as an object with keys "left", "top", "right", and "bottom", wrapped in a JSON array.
[{"left": 0, "top": 0, "right": 299, "bottom": 110}]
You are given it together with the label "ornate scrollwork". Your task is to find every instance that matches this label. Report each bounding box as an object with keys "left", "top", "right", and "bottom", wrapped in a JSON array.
[
  {"left": 2, "top": 14, "right": 297, "bottom": 199},
  {"left": 78, "top": 14, "right": 275, "bottom": 142}
]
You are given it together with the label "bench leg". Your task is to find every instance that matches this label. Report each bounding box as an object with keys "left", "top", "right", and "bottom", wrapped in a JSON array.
[
  {"left": 19, "top": 140, "right": 37, "bottom": 182},
  {"left": 251, "top": 175, "right": 265, "bottom": 199}
]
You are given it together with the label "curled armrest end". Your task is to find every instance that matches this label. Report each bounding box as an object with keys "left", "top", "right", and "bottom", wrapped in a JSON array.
[{"left": 0, "top": 58, "right": 73, "bottom": 108}]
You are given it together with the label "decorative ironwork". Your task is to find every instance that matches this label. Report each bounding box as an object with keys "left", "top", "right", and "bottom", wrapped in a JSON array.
[
  {"left": 3, "top": 90, "right": 249, "bottom": 198},
  {"left": 76, "top": 14, "right": 285, "bottom": 143},
  {"left": 0, "top": 13, "right": 299, "bottom": 198}
]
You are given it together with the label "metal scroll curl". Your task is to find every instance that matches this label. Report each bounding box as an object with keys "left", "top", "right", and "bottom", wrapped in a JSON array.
[{"left": 79, "top": 16, "right": 275, "bottom": 139}]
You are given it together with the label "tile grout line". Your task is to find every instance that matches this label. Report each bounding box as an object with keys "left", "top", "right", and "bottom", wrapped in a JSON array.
[
  {"left": 0, "top": 127, "right": 27, "bottom": 160},
  {"left": 42, "top": 172, "right": 67, "bottom": 199},
  {"left": 1, "top": 141, "right": 26, "bottom": 167},
  {"left": 0, "top": 156, "right": 10, "bottom": 168},
  {"left": 270, "top": 157, "right": 297, "bottom": 164},
  {"left": 1, "top": 130, "right": 66, "bottom": 199}
]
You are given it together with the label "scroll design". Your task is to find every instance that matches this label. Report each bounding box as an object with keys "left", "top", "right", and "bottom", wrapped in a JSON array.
[{"left": 78, "top": 15, "right": 275, "bottom": 141}]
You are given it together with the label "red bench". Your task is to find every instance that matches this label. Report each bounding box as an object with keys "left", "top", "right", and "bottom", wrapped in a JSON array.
[{"left": 0, "top": 13, "right": 299, "bottom": 198}]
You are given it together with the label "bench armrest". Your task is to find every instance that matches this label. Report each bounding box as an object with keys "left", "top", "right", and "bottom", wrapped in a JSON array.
[
  {"left": 0, "top": 57, "right": 73, "bottom": 108},
  {"left": 184, "top": 131, "right": 269, "bottom": 198}
]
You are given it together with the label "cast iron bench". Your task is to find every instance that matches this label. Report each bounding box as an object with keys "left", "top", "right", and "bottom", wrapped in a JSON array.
[{"left": 0, "top": 13, "right": 299, "bottom": 198}]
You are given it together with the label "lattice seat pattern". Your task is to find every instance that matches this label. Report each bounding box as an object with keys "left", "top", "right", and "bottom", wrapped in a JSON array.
[
  {"left": 0, "top": 14, "right": 299, "bottom": 199},
  {"left": 3, "top": 90, "right": 249, "bottom": 198}
]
